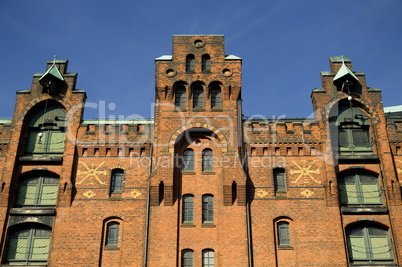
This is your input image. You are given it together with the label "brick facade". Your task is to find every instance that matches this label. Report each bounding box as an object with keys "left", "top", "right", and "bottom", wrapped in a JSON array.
[{"left": 0, "top": 35, "right": 401, "bottom": 266}]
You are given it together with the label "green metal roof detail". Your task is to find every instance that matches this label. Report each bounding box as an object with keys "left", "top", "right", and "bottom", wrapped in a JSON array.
[
  {"left": 330, "top": 56, "right": 351, "bottom": 63},
  {"left": 39, "top": 58, "right": 64, "bottom": 82},
  {"left": 333, "top": 62, "right": 358, "bottom": 82}
]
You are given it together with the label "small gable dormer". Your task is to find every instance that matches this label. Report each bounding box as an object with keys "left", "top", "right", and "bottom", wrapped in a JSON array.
[
  {"left": 331, "top": 56, "right": 362, "bottom": 95},
  {"left": 39, "top": 58, "right": 67, "bottom": 96}
]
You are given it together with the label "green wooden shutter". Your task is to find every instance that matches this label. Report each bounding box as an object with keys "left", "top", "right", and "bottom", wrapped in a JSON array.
[
  {"left": 369, "top": 228, "right": 392, "bottom": 260},
  {"left": 47, "top": 131, "right": 65, "bottom": 153}
]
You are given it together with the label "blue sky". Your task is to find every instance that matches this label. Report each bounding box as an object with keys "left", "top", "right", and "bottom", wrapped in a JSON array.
[{"left": 1, "top": 0, "right": 401, "bottom": 120}]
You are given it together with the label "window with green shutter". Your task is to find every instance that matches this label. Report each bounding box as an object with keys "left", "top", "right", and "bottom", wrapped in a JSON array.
[
  {"left": 16, "top": 174, "right": 59, "bottom": 207},
  {"left": 331, "top": 105, "right": 373, "bottom": 155},
  {"left": 347, "top": 225, "right": 393, "bottom": 264},
  {"left": 25, "top": 104, "right": 66, "bottom": 156},
  {"left": 6, "top": 226, "right": 51, "bottom": 265},
  {"left": 338, "top": 172, "right": 382, "bottom": 206}
]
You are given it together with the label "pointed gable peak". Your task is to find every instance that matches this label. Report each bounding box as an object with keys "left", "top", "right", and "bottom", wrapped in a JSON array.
[
  {"left": 333, "top": 59, "right": 358, "bottom": 82},
  {"left": 39, "top": 56, "right": 64, "bottom": 82}
]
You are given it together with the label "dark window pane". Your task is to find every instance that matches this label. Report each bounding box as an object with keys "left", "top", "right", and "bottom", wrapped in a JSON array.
[
  {"left": 106, "top": 222, "right": 119, "bottom": 246},
  {"left": 202, "top": 149, "right": 213, "bottom": 172},
  {"left": 210, "top": 86, "right": 222, "bottom": 109},
  {"left": 277, "top": 222, "right": 290, "bottom": 246},
  {"left": 193, "top": 85, "right": 204, "bottom": 108},
  {"left": 202, "top": 195, "right": 214, "bottom": 223},
  {"left": 183, "top": 195, "right": 194, "bottom": 223},
  {"left": 183, "top": 149, "right": 194, "bottom": 171}
]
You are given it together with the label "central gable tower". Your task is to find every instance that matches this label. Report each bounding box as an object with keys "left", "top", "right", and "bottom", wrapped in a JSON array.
[{"left": 148, "top": 35, "right": 249, "bottom": 266}]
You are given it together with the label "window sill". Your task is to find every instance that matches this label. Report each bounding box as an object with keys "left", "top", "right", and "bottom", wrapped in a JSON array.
[
  {"left": 336, "top": 155, "right": 379, "bottom": 163},
  {"left": 278, "top": 245, "right": 293, "bottom": 250},
  {"left": 181, "top": 223, "right": 196, "bottom": 228},
  {"left": 201, "top": 223, "right": 216, "bottom": 228},
  {"left": 202, "top": 171, "right": 215, "bottom": 175},
  {"left": 350, "top": 263, "right": 396, "bottom": 267},
  {"left": 10, "top": 208, "right": 56, "bottom": 216},
  {"left": 341, "top": 206, "right": 388, "bottom": 214},
  {"left": 182, "top": 171, "right": 196, "bottom": 175},
  {"left": 19, "top": 156, "right": 63, "bottom": 163},
  {"left": 104, "top": 245, "right": 120, "bottom": 250},
  {"left": 211, "top": 108, "right": 223, "bottom": 112},
  {"left": 109, "top": 193, "right": 122, "bottom": 200}
]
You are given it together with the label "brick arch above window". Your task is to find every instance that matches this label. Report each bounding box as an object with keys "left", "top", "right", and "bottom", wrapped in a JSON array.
[{"left": 169, "top": 124, "right": 228, "bottom": 153}]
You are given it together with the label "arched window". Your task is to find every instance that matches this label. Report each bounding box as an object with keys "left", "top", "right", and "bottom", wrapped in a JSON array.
[
  {"left": 25, "top": 104, "right": 66, "bottom": 156},
  {"left": 182, "top": 194, "right": 194, "bottom": 223},
  {"left": 110, "top": 169, "right": 124, "bottom": 195},
  {"left": 202, "top": 54, "right": 211, "bottom": 72},
  {"left": 202, "top": 249, "right": 214, "bottom": 267},
  {"left": 346, "top": 224, "right": 393, "bottom": 264},
  {"left": 210, "top": 84, "right": 222, "bottom": 109},
  {"left": 182, "top": 249, "right": 194, "bottom": 267},
  {"left": 186, "top": 54, "right": 195, "bottom": 72},
  {"left": 175, "top": 84, "right": 187, "bottom": 109},
  {"left": 5, "top": 225, "right": 51, "bottom": 265},
  {"left": 331, "top": 104, "right": 372, "bottom": 155},
  {"left": 202, "top": 149, "right": 213, "bottom": 172},
  {"left": 273, "top": 168, "right": 286, "bottom": 193},
  {"left": 338, "top": 171, "right": 382, "bottom": 206},
  {"left": 277, "top": 221, "right": 291, "bottom": 247},
  {"left": 105, "top": 222, "right": 120, "bottom": 246},
  {"left": 193, "top": 84, "right": 204, "bottom": 109},
  {"left": 16, "top": 173, "right": 59, "bottom": 207},
  {"left": 202, "top": 194, "right": 214, "bottom": 223},
  {"left": 183, "top": 149, "right": 194, "bottom": 171}
]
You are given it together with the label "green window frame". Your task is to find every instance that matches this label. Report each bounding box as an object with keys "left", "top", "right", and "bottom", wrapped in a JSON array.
[
  {"left": 338, "top": 172, "right": 382, "bottom": 206},
  {"left": 347, "top": 225, "right": 393, "bottom": 264},
  {"left": 6, "top": 226, "right": 51, "bottom": 265},
  {"left": 25, "top": 105, "right": 66, "bottom": 157},
  {"left": 16, "top": 174, "right": 59, "bottom": 207},
  {"left": 332, "top": 106, "right": 372, "bottom": 155},
  {"left": 181, "top": 249, "right": 194, "bottom": 267}
]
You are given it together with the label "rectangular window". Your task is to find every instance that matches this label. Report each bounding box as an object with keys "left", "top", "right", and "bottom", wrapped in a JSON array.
[
  {"left": 202, "top": 195, "right": 214, "bottom": 223},
  {"left": 182, "top": 195, "right": 194, "bottom": 223},
  {"left": 274, "top": 168, "right": 286, "bottom": 192}
]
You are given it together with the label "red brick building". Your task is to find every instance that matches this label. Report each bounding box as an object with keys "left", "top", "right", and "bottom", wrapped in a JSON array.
[{"left": 0, "top": 35, "right": 401, "bottom": 266}]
